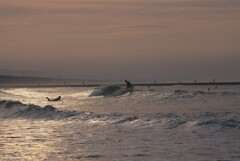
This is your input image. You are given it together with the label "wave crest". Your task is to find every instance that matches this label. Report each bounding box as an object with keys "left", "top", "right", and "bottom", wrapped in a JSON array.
[
  {"left": 0, "top": 100, "right": 239, "bottom": 130},
  {"left": 0, "top": 100, "right": 72, "bottom": 119},
  {"left": 89, "top": 85, "right": 133, "bottom": 97},
  {"left": 0, "top": 100, "right": 23, "bottom": 109}
]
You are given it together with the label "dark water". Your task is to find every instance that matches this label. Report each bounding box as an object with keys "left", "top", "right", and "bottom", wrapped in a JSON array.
[{"left": 0, "top": 85, "right": 240, "bottom": 160}]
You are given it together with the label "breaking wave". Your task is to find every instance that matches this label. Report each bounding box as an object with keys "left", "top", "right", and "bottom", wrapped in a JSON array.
[
  {"left": 89, "top": 85, "right": 133, "bottom": 97},
  {"left": 160, "top": 89, "right": 240, "bottom": 99},
  {"left": 0, "top": 100, "right": 76, "bottom": 119},
  {"left": 0, "top": 100, "right": 239, "bottom": 130},
  {"left": 195, "top": 119, "right": 240, "bottom": 128}
]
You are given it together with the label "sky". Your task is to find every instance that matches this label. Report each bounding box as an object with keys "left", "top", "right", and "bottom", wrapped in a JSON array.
[{"left": 1, "top": 0, "right": 240, "bottom": 81}]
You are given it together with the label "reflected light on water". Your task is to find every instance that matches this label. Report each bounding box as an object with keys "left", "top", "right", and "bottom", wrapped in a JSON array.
[
  {"left": 0, "top": 119, "right": 63, "bottom": 160},
  {"left": 2, "top": 88, "right": 93, "bottom": 111}
]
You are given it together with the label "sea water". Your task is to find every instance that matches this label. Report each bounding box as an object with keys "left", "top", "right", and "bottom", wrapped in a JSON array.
[{"left": 0, "top": 85, "right": 239, "bottom": 161}]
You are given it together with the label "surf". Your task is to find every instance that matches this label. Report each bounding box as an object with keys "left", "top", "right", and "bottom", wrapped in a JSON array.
[{"left": 89, "top": 85, "right": 133, "bottom": 97}]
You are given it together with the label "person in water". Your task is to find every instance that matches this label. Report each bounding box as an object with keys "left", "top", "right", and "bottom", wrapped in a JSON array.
[
  {"left": 125, "top": 80, "right": 133, "bottom": 89},
  {"left": 46, "top": 96, "right": 61, "bottom": 101}
]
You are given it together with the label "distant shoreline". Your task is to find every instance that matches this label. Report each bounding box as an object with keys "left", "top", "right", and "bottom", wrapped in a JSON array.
[
  {"left": 1, "top": 75, "right": 240, "bottom": 88},
  {"left": 1, "top": 82, "right": 240, "bottom": 88}
]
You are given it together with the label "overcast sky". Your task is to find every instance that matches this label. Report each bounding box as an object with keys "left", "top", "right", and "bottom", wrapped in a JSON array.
[{"left": 1, "top": 0, "right": 240, "bottom": 81}]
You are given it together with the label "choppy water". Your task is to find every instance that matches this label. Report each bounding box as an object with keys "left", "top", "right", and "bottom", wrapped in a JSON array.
[{"left": 0, "top": 85, "right": 240, "bottom": 161}]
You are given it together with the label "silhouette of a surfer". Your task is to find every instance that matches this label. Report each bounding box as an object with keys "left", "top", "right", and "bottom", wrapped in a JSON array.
[
  {"left": 46, "top": 96, "right": 61, "bottom": 101},
  {"left": 125, "top": 80, "right": 133, "bottom": 89}
]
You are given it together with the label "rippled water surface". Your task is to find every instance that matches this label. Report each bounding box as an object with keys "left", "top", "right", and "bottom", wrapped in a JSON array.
[{"left": 0, "top": 85, "right": 240, "bottom": 160}]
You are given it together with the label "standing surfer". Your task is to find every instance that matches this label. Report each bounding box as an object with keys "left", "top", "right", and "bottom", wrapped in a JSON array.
[{"left": 125, "top": 80, "right": 133, "bottom": 89}]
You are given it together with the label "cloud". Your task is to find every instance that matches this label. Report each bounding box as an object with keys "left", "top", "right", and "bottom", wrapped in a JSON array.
[
  {"left": 1, "top": 0, "right": 239, "bottom": 20},
  {"left": 109, "top": 24, "right": 171, "bottom": 30},
  {"left": 0, "top": 5, "right": 49, "bottom": 19},
  {"left": 167, "top": 0, "right": 240, "bottom": 8},
  {"left": 1, "top": 0, "right": 240, "bottom": 80}
]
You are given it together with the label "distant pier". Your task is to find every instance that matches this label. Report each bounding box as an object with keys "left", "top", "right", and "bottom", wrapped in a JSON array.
[
  {"left": 133, "top": 82, "right": 240, "bottom": 87},
  {"left": 1, "top": 82, "right": 240, "bottom": 88},
  {"left": 1, "top": 75, "right": 240, "bottom": 88}
]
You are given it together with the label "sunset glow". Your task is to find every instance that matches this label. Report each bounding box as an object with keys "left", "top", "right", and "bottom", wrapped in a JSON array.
[{"left": 1, "top": 0, "right": 240, "bottom": 80}]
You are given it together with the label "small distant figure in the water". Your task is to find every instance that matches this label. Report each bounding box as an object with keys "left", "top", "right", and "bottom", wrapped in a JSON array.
[
  {"left": 208, "top": 88, "right": 211, "bottom": 92},
  {"left": 215, "top": 86, "right": 218, "bottom": 89},
  {"left": 46, "top": 96, "right": 61, "bottom": 101},
  {"left": 125, "top": 80, "right": 133, "bottom": 89}
]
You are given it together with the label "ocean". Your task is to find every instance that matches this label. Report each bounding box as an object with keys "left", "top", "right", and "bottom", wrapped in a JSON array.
[{"left": 0, "top": 85, "right": 239, "bottom": 161}]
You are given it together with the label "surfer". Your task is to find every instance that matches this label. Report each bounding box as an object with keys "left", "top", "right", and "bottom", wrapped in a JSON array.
[
  {"left": 125, "top": 80, "right": 133, "bottom": 89},
  {"left": 46, "top": 96, "right": 61, "bottom": 101}
]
